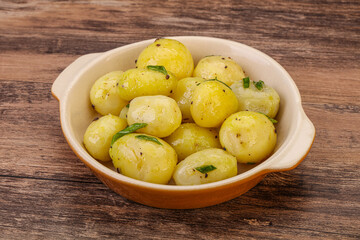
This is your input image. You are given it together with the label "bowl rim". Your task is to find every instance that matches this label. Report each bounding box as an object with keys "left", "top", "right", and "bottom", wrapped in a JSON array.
[{"left": 54, "top": 36, "right": 315, "bottom": 191}]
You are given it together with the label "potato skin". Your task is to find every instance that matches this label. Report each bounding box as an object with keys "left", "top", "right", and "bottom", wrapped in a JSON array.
[
  {"left": 190, "top": 80, "right": 238, "bottom": 128},
  {"left": 136, "top": 38, "right": 194, "bottom": 79},
  {"left": 119, "top": 104, "right": 129, "bottom": 120},
  {"left": 173, "top": 148, "right": 237, "bottom": 185},
  {"left": 219, "top": 111, "right": 277, "bottom": 164},
  {"left": 193, "top": 56, "right": 246, "bottom": 86},
  {"left": 170, "top": 77, "right": 204, "bottom": 122},
  {"left": 231, "top": 80, "right": 280, "bottom": 118},
  {"left": 118, "top": 68, "right": 177, "bottom": 101},
  {"left": 109, "top": 133, "right": 177, "bottom": 184},
  {"left": 90, "top": 71, "right": 128, "bottom": 115},
  {"left": 127, "top": 95, "right": 182, "bottom": 138},
  {"left": 83, "top": 114, "right": 127, "bottom": 161},
  {"left": 164, "top": 123, "right": 221, "bottom": 161}
]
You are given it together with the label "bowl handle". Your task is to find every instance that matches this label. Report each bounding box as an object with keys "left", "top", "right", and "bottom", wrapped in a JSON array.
[
  {"left": 268, "top": 111, "right": 315, "bottom": 171},
  {"left": 51, "top": 53, "right": 101, "bottom": 101}
]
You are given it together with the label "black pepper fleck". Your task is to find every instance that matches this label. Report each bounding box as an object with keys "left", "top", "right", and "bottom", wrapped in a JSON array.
[
  {"left": 140, "top": 152, "right": 143, "bottom": 156},
  {"left": 116, "top": 168, "right": 120, "bottom": 173},
  {"left": 91, "top": 104, "right": 95, "bottom": 109},
  {"left": 93, "top": 117, "right": 99, "bottom": 121},
  {"left": 215, "top": 135, "right": 218, "bottom": 139},
  {"left": 225, "top": 65, "right": 228, "bottom": 69},
  {"left": 190, "top": 101, "right": 193, "bottom": 104},
  {"left": 166, "top": 74, "right": 170, "bottom": 79},
  {"left": 156, "top": 44, "right": 161, "bottom": 47},
  {"left": 135, "top": 59, "right": 137, "bottom": 64},
  {"left": 222, "top": 89, "right": 225, "bottom": 92},
  {"left": 205, "top": 173, "right": 208, "bottom": 178},
  {"left": 170, "top": 90, "right": 173, "bottom": 93}
]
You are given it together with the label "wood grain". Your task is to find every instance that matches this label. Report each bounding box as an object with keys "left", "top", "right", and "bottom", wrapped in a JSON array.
[{"left": 0, "top": 0, "right": 359, "bottom": 239}]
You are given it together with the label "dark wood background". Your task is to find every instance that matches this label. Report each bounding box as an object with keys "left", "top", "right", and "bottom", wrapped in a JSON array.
[{"left": 1, "top": 0, "right": 359, "bottom": 239}]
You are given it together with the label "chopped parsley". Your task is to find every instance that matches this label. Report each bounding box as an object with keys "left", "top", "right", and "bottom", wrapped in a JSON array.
[
  {"left": 253, "top": 80, "right": 264, "bottom": 90},
  {"left": 243, "top": 77, "right": 250, "bottom": 88}
]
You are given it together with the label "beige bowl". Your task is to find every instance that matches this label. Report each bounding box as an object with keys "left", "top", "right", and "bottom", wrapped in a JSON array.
[{"left": 52, "top": 36, "right": 315, "bottom": 209}]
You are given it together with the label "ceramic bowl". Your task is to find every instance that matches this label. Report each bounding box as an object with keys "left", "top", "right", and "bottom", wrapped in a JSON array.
[{"left": 52, "top": 36, "right": 315, "bottom": 209}]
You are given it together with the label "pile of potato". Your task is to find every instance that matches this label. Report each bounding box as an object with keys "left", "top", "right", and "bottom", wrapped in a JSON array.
[{"left": 83, "top": 38, "right": 280, "bottom": 185}]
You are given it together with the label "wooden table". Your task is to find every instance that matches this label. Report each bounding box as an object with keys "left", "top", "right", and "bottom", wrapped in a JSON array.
[{"left": 1, "top": 1, "right": 359, "bottom": 239}]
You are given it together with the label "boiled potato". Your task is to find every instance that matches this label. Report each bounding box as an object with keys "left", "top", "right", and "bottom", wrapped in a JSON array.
[
  {"left": 190, "top": 80, "right": 238, "bottom": 127},
  {"left": 90, "top": 71, "right": 128, "bottom": 115},
  {"left": 193, "top": 56, "right": 246, "bottom": 86},
  {"left": 219, "top": 111, "right": 277, "bottom": 164},
  {"left": 127, "top": 95, "right": 182, "bottom": 138},
  {"left": 164, "top": 123, "right": 221, "bottom": 161},
  {"left": 83, "top": 114, "right": 127, "bottom": 161},
  {"left": 170, "top": 77, "right": 204, "bottom": 122},
  {"left": 231, "top": 79, "right": 280, "bottom": 118},
  {"left": 119, "top": 104, "right": 129, "bottom": 120},
  {"left": 110, "top": 133, "right": 177, "bottom": 184},
  {"left": 173, "top": 148, "right": 237, "bottom": 185},
  {"left": 136, "top": 38, "right": 194, "bottom": 79},
  {"left": 118, "top": 68, "right": 177, "bottom": 101}
]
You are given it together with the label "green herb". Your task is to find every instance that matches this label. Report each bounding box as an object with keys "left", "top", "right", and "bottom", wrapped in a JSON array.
[
  {"left": 258, "top": 112, "right": 278, "bottom": 124},
  {"left": 253, "top": 80, "right": 264, "bottom": 90},
  {"left": 195, "top": 165, "right": 217, "bottom": 174},
  {"left": 146, "top": 65, "right": 168, "bottom": 75},
  {"left": 111, "top": 123, "right": 148, "bottom": 146},
  {"left": 126, "top": 103, "right": 130, "bottom": 108},
  {"left": 135, "top": 135, "right": 162, "bottom": 145},
  {"left": 196, "top": 77, "right": 231, "bottom": 90},
  {"left": 243, "top": 77, "right": 250, "bottom": 88}
]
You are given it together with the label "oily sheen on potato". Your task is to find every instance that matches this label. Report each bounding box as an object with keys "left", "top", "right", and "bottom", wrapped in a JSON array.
[
  {"left": 193, "top": 56, "right": 246, "bottom": 86},
  {"left": 90, "top": 71, "right": 128, "bottom": 116},
  {"left": 190, "top": 80, "right": 238, "bottom": 127},
  {"left": 170, "top": 77, "right": 205, "bottom": 122},
  {"left": 109, "top": 133, "right": 177, "bottom": 184},
  {"left": 231, "top": 79, "right": 280, "bottom": 118},
  {"left": 219, "top": 111, "right": 277, "bottom": 164},
  {"left": 127, "top": 95, "right": 182, "bottom": 138},
  {"left": 173, "top": 148, "right": 237, "bottom": 185},
  {"left": 136, "top": 38, "right": 194, "bottom": 79},
  {"left": 164, "top": 123, "right": 221, "bottom": 161},
  {"left": 118, "top": 68, "right": 177, "bottom": 101},
  {"left": 83, "top": 114, "right": 127, "bottom": 161}
]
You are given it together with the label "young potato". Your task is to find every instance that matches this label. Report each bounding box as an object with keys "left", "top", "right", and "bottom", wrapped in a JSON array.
[
  {"left": 127, "top": 95, "right": 182, "bottom": 138},
  {"left": 173, "top": 148, "right": 237, "bottom": 186},
  {"left": 219, "top": 111, "right": 277, "bottom": 164},
  {"left": 136, "top": 38, "right": 194, "bottom": 79},
  {"left": 193, "top": 56, "right": 246, "bottom": 86},
  {"left": 164, "top": 123, "right": 221, "bottom": 161},
  {"left": 110, "top": 133, "right": 177, "bottom": 184},
  {"left": 90, "top": 71, "right": 128, "bottom": 115},
  {"left": 170, "top": 77, "right": 204, "bottom": 122},
  {"left": 231, "top": 79, "right": 280, "bottom": 118},
  {"left": 118, "top": 68, "right": 177, "bottom": 101},
  {"left": 83, "top": 114, "right": 127, "bottom": 161},
  {"left": 190, "top": 80, "right": 238, "bottom": 128},
  {"left": 119, "top": 104, "right": 129, "bottom": 120}
]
